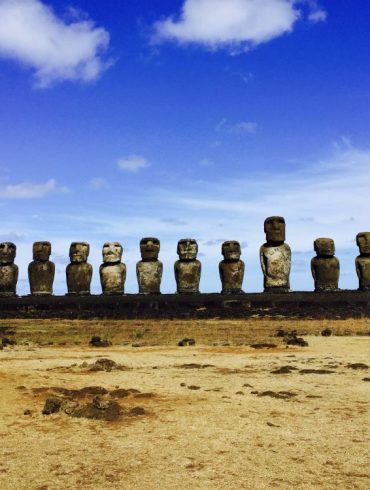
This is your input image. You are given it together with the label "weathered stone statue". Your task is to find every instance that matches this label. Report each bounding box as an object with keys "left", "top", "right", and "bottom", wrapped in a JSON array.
[
  {"left": 260, "top": 216, "right": 291, "bottom": 293},
  {"left": 355, "top": 232, "right": 370, "bottom": 291},
  {"left": 99, "top": 242, "right": 126, "bottom": 295},
  {"left": 219, "top": 240, "right": 244, "bottom": 294},
  {"left": 175, "top": 239, "right": 201, "bottom": 294},
  {"left": 0, "top": 242, "right": 18, "bottom": 297},
  {"left": 28, "top": 241, "right": 55, "bottom": 295},
  {"left": 136, "top": 237, "right": 163, "bottom": 294},
  {"left": 66, "top": 242, "right": 92, "bottom": 295},
  {"left": 311, "top": 238, "right": 340, "bottom": 291}
]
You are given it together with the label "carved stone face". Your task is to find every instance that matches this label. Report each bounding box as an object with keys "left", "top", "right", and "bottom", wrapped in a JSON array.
[
  {"left": 140, "top": 237, "right": 160, "bottom": 260},
  {"left": 222, "top": 241, "right": 241, "bottom": 260},
  {"left": 102, "top": 242, "right": 122, "bottom": 263},
  {"left": 264, "top": 216, "right": 285, "bottom": 243},
  {"left": 0, "top": 242, "right": 16, "bottom": 264},
  {"left": 33, "top": 241, "right": 51, "bottom": 262},
  {"left": 69, "top": 242, "right": 89, "bottom": 263},
  {"left": 356, "top": 232, "right": 370, "bottom": 254},
  {"left": 314, "top": 238, "right": 335, "bottom": 256},
  {"left": 177, "top": 239, "right": 198, "bottom": 260}
]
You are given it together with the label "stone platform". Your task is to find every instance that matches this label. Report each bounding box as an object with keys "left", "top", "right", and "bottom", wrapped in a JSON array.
[{"left": 0, "top": 291, "right": 369, "bottom": 319}]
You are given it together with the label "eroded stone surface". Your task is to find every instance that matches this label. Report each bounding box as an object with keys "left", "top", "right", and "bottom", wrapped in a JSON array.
[
  {"left": 260, "top": 217, "right": 291, "bottom": 292},
  {"left": 219, "top": 240, "right": 244, "bottom": 294},
  {"left": 28, "top": 241, "right": 55, "bottom": 295},
  {"left": 311, "top": 238, "right": 340, "bottom": 291},
  {"left": 66, "top": 242, "right": 92, "bottom": 295},
  {"left": 136, "top": 238, "right": 163, "bottom": 294},
  {"left": 99, "top": 242, "right": 126, "bottom": 295},
  {"left": 175, "top": 239, "right": 201, "bottom": 294},
  {"left": 0, "top": 242, "right": 18, "bottom": 297},
  {"left": 356, "top": 232, "right": 370, "bottom": 291}
]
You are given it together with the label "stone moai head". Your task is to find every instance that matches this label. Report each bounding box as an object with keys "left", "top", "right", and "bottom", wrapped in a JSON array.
[
  {"left": 33, "top": 241, "right": 51, "bottom": 262},
  {"left": 0, "top": 242, "right": 16, "bottom": 264},
  {"left": 102, "top": 242, "right": 123, "bottom": 264},
  {"left": 221, "top": 241, "right": 241, "bottom": 261},
  {"left": 314, "top": 238, "right": 335, "bottom": 256},
  {"left": 356, "top": 232, "right": 370, "bottom": 254},
  {"left": 177, "top": 239, "right": 198, "bottom": 261},
  {"left": 140, "top": 237, "right": 160, "bottom": 261},
  {"left": 69, "top": 242, "right": 89, "bottom": 263},
  {"left": 264, "top": 216, "right": 286, "bottom": 243}
]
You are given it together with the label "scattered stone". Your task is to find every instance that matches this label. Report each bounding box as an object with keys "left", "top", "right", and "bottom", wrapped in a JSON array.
[
  {"left": 347, "top": 363, "right": 368, "bottom": 370},
  {"left": 1, "top": 337, "right": 16, "bottom": 346},
  {"left": 250, "top": 343, "right": 277, "bottom": 349},
  {"left": 180, "top": 383, "right": 186, "bottom": 387},
  {"left": 129, "top": 406, "right": 145, "bottom": 416},
  {"left": 70, "top": 400, "right": 122, "bottom": 422},
  {"left": 267, "top": 421, "right": 281, "bottom": 427},
  {"left": 276, "top": 329, "right": 287, "bottom": 337},
  {"left": 321, "top": 328, "right": 332, "bottom": 337},
  {"left": 88, "top": 358, "right": 122, "bottom": 372},
  {"left": 188, "top": 385, "right": 200, "bottom": 390},
  {"left": 89, "top": 336, "right": 111, "bottom": 348},
  {"left": 23, "top": 409, "right": 32, "bottom": 416},
  {"left": 257, "top": 391, "right": 297, "bottom": 400},
  {"left": 178, "top": 338, "right": 196, "bottom": 347},
  {"left": 306, "top": 395, "right": 323, "bottom": 398},
  {"left": 299, "top": 369, "right": 335, "bottom": 375},
  {"left": 362, "top": 378, "right": 370, "bottom": 382},
  {"left": 110, "top": 389, "right": 131, "bottom": 398},
  {"left": 178, "top": 363, "right": 214, "bottom": 369},
  {"left": 235, "top": 391, "right": 244, "bottom": 395},
  {"left": 243, "top": 383, "right": 253, "bottom": 388},
  {"left": 286, "top": 336, "right": 308, "bottom": 347},
  {"left": 271, "top": 365, "right": 298, "bottom": 374},
  {"left": 42, "top": 397, "right": 63, "bottom": 415}
]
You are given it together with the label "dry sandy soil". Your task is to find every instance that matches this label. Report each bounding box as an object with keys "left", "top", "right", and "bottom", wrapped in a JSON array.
[{"left": 0, "top": 319, "right": 369, "bottom": 489}]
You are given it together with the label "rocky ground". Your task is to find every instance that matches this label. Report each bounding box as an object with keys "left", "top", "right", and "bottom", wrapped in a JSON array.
[{"left": 0, "top": 319, "right": 369, "bottom": 489}]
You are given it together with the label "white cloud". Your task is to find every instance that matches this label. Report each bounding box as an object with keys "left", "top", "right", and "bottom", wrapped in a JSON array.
[
  {"left": 199, "top": 158, "right": 214, "bottom": 167},
  {"left": 0, "top": 0, "right": 110, "bottom": 87},
  {"left": 216, "top": 118, "right": 257, "bottom": 134},
  {"left": 117, "top": 155, "right": 150, "bottom": 173},
  {"left": 88, "top": 177, "right": 109, "bottom": 190},
  {"left": 0, "top": 178, "right": 56, "bottom": 198},
  {"left": 154, "top": 0, "right": 327, "bottom": 51}
]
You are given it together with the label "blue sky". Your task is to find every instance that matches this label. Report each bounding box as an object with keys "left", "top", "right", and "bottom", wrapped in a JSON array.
[{"left": 0, "top": 0, "right": 369, "bottom": 294}]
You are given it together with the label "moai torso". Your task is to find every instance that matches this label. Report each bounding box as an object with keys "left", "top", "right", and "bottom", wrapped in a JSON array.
[
  {"left": 28, "top": 241, "right": 55, "bottom": 295},
  {"left": 260, "top": 217, "right": 291, "bottom": 292},
  {"left": 99, "top": 242, "right": 126, "bottom": 294},
  {"left": 175, "top": 239, "right": 201, "bottom": 294},
  {"left": 311, "top": 238, "right": 339, "bottom": 291},
  {"left": 0, "top": 242, "right": 18, "bottom": 297},
  {"left": 356, "top": 232, "right": 370, "bottom": 291},
  {"left": 219, "top": 240, "right": 244, "bottom": 294},
  {"left": 66, "top": 242, "right": 92, "bottom": 295},
  {"left": 136, "top": 238, "right": 163, "bottom": 294}
]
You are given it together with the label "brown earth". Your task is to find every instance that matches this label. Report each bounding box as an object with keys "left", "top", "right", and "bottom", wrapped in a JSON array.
[{"left": 0, "top": 318, "right": 369, "bottom": 489}]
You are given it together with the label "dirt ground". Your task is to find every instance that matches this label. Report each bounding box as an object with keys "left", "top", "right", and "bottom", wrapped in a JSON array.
[{"left": 0, "top": 319, "right": 369, "bottom": 489}]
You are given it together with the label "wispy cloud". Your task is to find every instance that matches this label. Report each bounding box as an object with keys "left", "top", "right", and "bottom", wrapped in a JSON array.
[
  {"left": 0, "top": 0, "right": 111, "bottom": 87},
  {"left": 0, "top": 178, "right": 57, "bottom": 199},
  {"left": 88, "top": 177, "right": 109, "bottom": 190},
  {"left": 154, "top": 0, "right": 326, "bottom": 52},
  {"left": 216, "top": 118, "right": 257, "bottom": 134},
  {"left": 117, "top": 155, "right": 151, "bottom": 172}
]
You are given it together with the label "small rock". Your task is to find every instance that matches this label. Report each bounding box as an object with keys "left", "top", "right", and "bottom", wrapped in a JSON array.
[
  {"left": 188, "top": 385, "right": 200, "bottom": 390},
  {"left": 42, "top": 397, "right": 63, "bottom": 415},
  {"left": 299, "top": 369, "right": 335, "bottom": 375},
  {"left": 347, "top": 363, "right": 368, "bottom": 370},
  {"left": 276, "top": 329, "right": 287, "bottom": 337},
  {"left": 362, "top": 378, "right": 370, "bottom": 382},
  {"left": 271, "top": 366, "right": 298, "bottom": 374},
  {"left": 178, "top": 338, "right": 196, "bottom": 347},
  {"left": 180, "top": 383, "right": 186, "bottom": 387},
  {"left": 321, "top": 328, "right": 332, "bottom": 337},
  {"left": 1, "top": 337, "right": 16, "bottom": 346},
  {"left": 89, "top": 336, "right": 111, "bottom": 347},
  {"left": 250, "top": 343, "right": 277, "bottom": 349},
  {"left": 129, "top": 406, "right": 145, "bottom": 416},
  {"left": 286, "top": 337, "right": 308, "bottom": 347},
  {"left": 23, "top": 409, "right": 32, "bottom": 416}
]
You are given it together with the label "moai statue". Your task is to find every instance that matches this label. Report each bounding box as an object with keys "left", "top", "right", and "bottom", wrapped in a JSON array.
[
  {"left": 260, "top": 216, "right": 291, "bottom": 293},
  {"left": 219, "top": 240, "right": 245, "bottom": 294},
  {"left": 355, "top": 232, "right": 370, "bottom": 291},
  {"left": 174, "top": 239, "right": 201, "bottom": 294},
  {"left": 0, "top": 242, "right": 18, "bottom": 297},
  {"left": 28, "top": 241, "right": 55, "bottom": 295},
  {"left": 99, "top": 242, "right": 126, "bottom": 295},
  {"left": 136, "top": 237, "right": 163, "bottom": 294},
  {"left": 66, "top": 242, "right": 92, "bottom": 295},
  {"left": 311, "top": 238, "right": 340, "bottom": 291}
]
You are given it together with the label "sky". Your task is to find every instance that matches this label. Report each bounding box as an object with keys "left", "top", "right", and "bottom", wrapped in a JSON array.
[{"left": 0, "top": 0, "right": 369, "bottom": 295}]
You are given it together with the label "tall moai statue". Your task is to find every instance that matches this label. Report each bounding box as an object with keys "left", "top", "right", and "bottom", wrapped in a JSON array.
[
  {"left": 99, "top": 242, "right": 126, "bottom": 295},
  {"left": 0, "top": 242, "right": 18, "bottom": 297},
  {"left": 66, "top": 242, "right": 92, "bottom": 295},
  {"left": 136, "top": 237, "right": 163, "bottom": 294},
  {"left": 175, "top": 239, "right": 201, "bottom": 294},
  {"left": 260, "top": 216, "right": 291, "bottom": 293},
  {"left": 311, "top": 238, "right": 340, "bottom": 291},
  {"left": 28, "top": 241, "right": 55, "bottom": 295},
  {"left": 219, "top": 240, "right": 244, "bottom": 294},
  {"left": 355, "top": 232, "right": 370, "bottom": 291}
]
